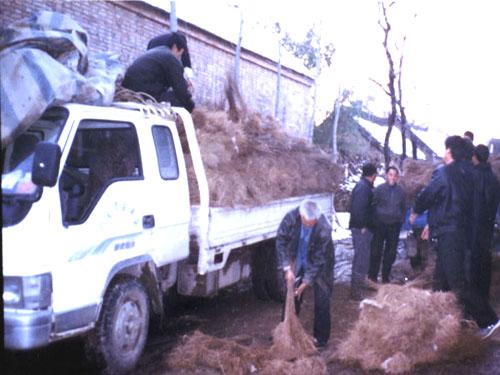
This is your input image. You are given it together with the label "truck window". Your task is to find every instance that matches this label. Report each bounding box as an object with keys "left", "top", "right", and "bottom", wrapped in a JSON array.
[
  {"left": 152, "top": 125, "right": 179, "bottom": 180},
  {"left": 59, "top": 120, "right": 143, "bottom": 224}
]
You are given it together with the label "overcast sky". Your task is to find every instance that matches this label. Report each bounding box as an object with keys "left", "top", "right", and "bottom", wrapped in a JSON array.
[{"left": 147, "top": 0, "right": 500, "bottom": 145}]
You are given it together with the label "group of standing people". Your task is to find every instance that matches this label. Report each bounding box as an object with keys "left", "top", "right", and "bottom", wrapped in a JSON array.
[
  {"left": 349, "top": 133, "right": 500, "bottom": 339},
  {"left": 348, "top": 163, "right": 406, "bottom": 299}
]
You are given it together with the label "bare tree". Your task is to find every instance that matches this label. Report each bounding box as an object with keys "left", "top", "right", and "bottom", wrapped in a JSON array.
[
  {"left": 373, "top": 0, "right": 416, "bottom": 166},
  {"left": 372, "top": 0, "right": 399, "bottom": 167},
  {"left": 397, "top": 37, "right": 408, "bottom": 162}
]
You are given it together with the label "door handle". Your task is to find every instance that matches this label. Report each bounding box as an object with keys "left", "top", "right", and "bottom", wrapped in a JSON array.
[{"left": 143, "top": 215, "right": 155, "bottom": 229}]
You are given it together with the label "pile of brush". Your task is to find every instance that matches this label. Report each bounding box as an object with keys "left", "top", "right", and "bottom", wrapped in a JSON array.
[
  {"left": 399, "top": 158, "right": 442, "bottom": 203},
  {"left": 166, "top": 279, "right": 326, "bottom": 374},
  {"left": 332, "top": 283, "right": 484, "bottom": 373},
  {"left": 175, "top": 77, "right": 343, "bottom": 207},
  {"left": 182, "top": 107, "right": 343, "bottom": 207}
]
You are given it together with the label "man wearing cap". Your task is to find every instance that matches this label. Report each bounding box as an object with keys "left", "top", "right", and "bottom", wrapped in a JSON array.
[{"left": 122, "top": 31, "right": 195, "bottom": 112}]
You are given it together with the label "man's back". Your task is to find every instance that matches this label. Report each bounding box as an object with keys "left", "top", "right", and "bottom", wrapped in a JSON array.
[
  {"left": 474, "top": 162, "right": 500, "bottom": 235},
  {"left": 415, "top": 161, "right": 474, "bottom": 238},
  {"left": 122, "top": 46, "right": 194, "bottom": 112},
  {"left": 349, "top": 177, "right": 373, "bottom": 229}
]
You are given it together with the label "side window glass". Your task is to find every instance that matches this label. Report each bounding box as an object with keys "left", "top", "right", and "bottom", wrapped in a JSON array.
[
  {"left": 152, "top": 125, "right": 179, "bottom": 180},
  {"left": 59, "top": 120, "right": 142, "bottom": 225}
]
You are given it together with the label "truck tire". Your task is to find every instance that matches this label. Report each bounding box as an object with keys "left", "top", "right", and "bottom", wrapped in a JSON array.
[
  {"left": 85, "top": 279, "right": 149, "bottom": 374},
  {"left": 263, "top": 240, "right": 286, "bottom": 302},
  {"left": 251, "top": 244, "right": 271, "bottom": 300}
]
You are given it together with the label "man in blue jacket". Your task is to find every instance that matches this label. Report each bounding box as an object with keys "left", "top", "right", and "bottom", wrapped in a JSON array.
[
  {"left": 349, "top": 163, "right": 377, "bottom": 300},
  {"left": 410, "top": 136, "right": 499, "bottom": 340}
]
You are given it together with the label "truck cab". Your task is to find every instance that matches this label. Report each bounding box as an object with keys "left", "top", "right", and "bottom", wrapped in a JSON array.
[{"left": 3, "top": 102, "right": 192, "bottom": 373}]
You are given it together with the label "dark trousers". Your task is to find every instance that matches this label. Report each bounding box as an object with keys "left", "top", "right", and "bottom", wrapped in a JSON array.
[
  {"left": 409, "top": 227, "right": 431, "bottom": 270},
  {"left": 281, "top": 276, "right": 332, "bottom": 345},
  {"left": 368, "top": 222, "right": 401, "bottom": 282},
  {"left": 434, "top": 232, "right": 498, "bottom": 328},
  {"left": 470, "top": 234, "right": 493, "bottom": 298},
  {"left": 351, "top": 228, "right": 373, "bottom": 291}
]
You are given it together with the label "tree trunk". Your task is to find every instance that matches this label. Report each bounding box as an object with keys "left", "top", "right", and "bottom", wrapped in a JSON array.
[
  {"left": 400, "top": 106, "right": 407, "bottom": 165},
  {"left": 380, "top": 1, "right": 397, "bottom": 168},
  {"left": 411, "top": 137, "right": 417, "bottom": 159}
]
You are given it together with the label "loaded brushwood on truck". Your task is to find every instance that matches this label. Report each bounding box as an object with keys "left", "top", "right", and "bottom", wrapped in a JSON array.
[{"left": 2, "top": 102, "right": 334, "bottom": 373}]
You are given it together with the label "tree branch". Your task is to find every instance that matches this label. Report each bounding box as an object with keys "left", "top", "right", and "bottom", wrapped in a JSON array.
[{"left": 370, "top": 78, "right": 391, "bottom": 96}]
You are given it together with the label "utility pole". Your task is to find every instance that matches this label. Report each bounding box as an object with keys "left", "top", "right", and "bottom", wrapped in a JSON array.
[
  {"left": 234, "top": 5, "right": 243, "bottom": 89},
  {"left": 275, "top": 23, "right": 282, "bottom": 120},
  {"left": 170, "top": 0, "right": 178, "bottom": 31}
]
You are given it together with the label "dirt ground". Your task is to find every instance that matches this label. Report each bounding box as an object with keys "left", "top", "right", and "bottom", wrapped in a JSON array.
[{"left": 4, "top": 241, "right": 500, "bottom": 375}]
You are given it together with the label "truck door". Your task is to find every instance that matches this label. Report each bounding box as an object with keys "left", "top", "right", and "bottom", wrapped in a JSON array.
[
  {"left": 146, "top": 124, "right": 190, "bottom": 266},
  {"left": 54, "top": 119, "right": 147, "bottom": 319}
]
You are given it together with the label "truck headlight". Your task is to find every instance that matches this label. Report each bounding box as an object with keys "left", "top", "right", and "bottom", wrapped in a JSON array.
[{"left": 3, "top": 273, "right": 52, "bottom": 309}]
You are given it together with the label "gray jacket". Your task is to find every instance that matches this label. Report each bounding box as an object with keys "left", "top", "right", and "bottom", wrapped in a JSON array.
[
  {"left": 373, "top": 182, "right": 406, "bottom": 224},
  {"left": 276, "top": 208, "right": 335, "bottom": 286}
]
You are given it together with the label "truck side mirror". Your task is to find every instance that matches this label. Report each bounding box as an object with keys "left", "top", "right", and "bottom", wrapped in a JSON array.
[{"left": 32, "top": 142, "right": 62, "bottom": 187}]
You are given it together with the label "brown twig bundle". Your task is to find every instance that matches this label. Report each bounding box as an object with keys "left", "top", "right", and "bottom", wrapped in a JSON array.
[
  {"left": 399, "top": 158, "right": 442, "bottom": 203},
  {"left": 270, "top": 278, "right": 317, "bottom": 360},
  {"left": 184, "top": 107, "right": 344, "bottom": 207},
  {"left": 332, "top": 284, "right": 484, "bottom": 373}
]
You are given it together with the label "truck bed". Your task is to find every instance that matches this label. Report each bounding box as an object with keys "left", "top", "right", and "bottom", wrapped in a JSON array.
[{"left": 190, "top": 193, "right": 333, "bottom": 252}]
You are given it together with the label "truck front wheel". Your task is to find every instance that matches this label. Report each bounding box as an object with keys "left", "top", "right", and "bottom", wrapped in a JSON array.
[{"left": 86, "top": 279, "right": 149, "bottom": 374}]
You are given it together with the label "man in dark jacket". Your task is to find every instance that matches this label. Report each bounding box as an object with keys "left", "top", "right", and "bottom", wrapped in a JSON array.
[
  {"left": 276, "top": 200, "right": 335, "bottom": 348},
  {"left": 121, "top": 32, "right": 195, "bottom": 112},
  {"left": 470, "top": 144, "right": 500, "bottom": 298},
  {"left": 368, "top": 166, "right": 406, "bottom": 283},
  {"left": 410, "top": 136, "right": 499, "bottom": 340},
  {"left": 349, "top": 163, "right": 377, "bottom": 299}
]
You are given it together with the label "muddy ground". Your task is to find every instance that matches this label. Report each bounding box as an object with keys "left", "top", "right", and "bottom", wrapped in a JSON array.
[{"left": 4, "top": 239, "right": 500, "bottom": 374}]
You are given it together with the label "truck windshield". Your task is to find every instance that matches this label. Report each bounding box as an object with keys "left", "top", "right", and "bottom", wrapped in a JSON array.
[{"left": 2, "top": 107, "right": 68, "bottom": 227}]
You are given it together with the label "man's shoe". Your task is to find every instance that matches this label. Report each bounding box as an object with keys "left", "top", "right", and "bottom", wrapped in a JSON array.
[{"left": 480, "top": 319, "right": 500, "bottom": 340}]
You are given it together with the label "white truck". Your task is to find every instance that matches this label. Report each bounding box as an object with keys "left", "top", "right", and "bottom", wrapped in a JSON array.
[{"left": 2, "top": 102, "right": 333, "bottom": 373}]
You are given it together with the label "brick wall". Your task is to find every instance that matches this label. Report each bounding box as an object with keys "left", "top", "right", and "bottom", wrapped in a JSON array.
[{"left": 1, "top": 0, "right": 314, "bottom": 139}]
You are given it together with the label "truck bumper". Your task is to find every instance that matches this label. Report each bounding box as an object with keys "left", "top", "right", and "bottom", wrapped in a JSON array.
[{"left": 4, "top": 308, "right": 52, "bottom": 350}]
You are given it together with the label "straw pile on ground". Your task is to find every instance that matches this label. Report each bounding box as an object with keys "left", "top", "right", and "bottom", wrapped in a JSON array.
[
  {"left": 399, "top": 158, "right": 441, "bottom": 202},
  {"left": 332, "top": 284, "right": 484, "bottom": 374},
  {"left": 166, "top": 330, "right": 268, "bottom": 374},
  {"left": 270, "top": 278, "right": 317, "bottom": 360},
  {"left": 166, "top": 279, "right": 326, "bottom": 374},
  {"left": 182, "top": 107, "right": 343, "bottom": 207}
]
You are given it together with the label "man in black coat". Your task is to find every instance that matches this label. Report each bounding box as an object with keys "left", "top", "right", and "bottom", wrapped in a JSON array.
[
  {"left": 121, "top": 32, "right": 195, "bottom": 112},
  {"left": 369, "top": 166, "right": 406, "bottom": 283},
  {"left": 348, "top": 163, "right": 377, "bottom": 299},
  {"left": 410, "top": 136, "right": 499, "bottom": 340},
  {"left": 470, "top": 144, "right": 500, "bottom": 298},
  {"left": 276, "top": 200, "right": 335, "bottom": 348}
]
